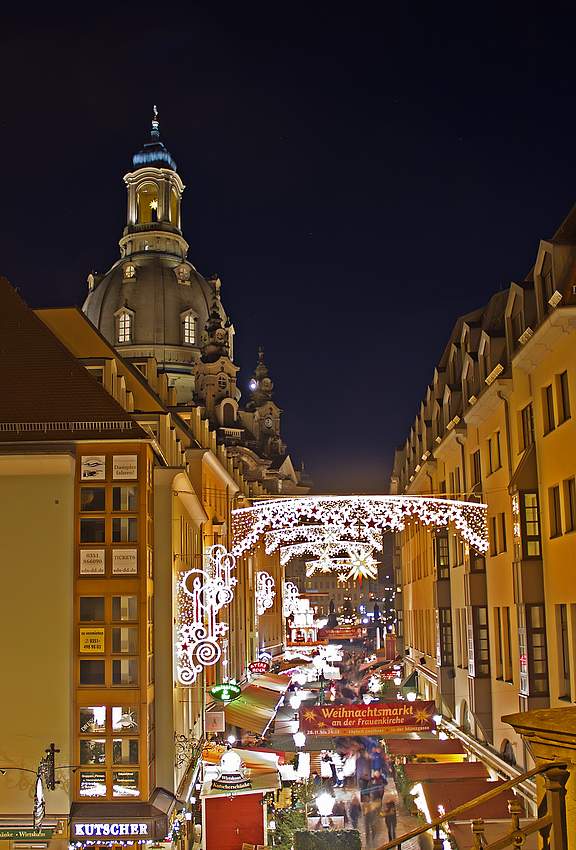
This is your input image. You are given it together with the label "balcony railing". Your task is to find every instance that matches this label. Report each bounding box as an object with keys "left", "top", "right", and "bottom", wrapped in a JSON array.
[{"left": 376, "top": 761, "right": 568, "bottom": 850}]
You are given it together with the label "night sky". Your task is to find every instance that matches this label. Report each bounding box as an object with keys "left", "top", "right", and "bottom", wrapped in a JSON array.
[{"left": 2, "top": 1, "right": 576, "bottom": 494}]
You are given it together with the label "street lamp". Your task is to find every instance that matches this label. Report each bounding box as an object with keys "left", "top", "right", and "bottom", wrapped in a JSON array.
[
  {"left": 293, "top": 731, "right": 306, "bottom": 748},
  {"left": 316, "top": 792, "right": 335, "bottom": 828}
]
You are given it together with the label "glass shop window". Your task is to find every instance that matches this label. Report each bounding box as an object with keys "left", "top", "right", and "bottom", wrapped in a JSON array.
[
  {"left": 79, "top": 739, "right": 106, "bottom": 765},
  {"left": 112, "top": 706, "right": 139, "bottom": 732},
  {"left": 79, "top": 706, "right": 106, "bottom": 733},
  {"left": 113, "top": 770, "right": 139, "bottom": 797},
  {"left": 112, "top": 738, "right": 139, "bottom": 765},
  {"left": 79, "top": 771, "right": 107, "bottom": 797}
]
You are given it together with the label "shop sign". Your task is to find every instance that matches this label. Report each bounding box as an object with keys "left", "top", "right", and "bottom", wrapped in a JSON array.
[
  {"left": 113, "top": 455, "right": 138, "bottom": 479},
  {"left": 205, "top": 711, "right": 225, "bottom": 732},
  {"left": 80, "top": 549, "right": 105, "bottom": 575},
  {"left": 80, "top": 628, "right": 105, "bottom": 653},
  {"left": 72, "top": 821, "right": 152, "bottom": 839},
  {"left": 299, "top": 700, "right": 435, "bottom": 736},
  {"left": 317, "top": 626, "right": 366, "bottom": 639},
  {"left": 112, "top": 549, "right": 138, "bottom": 574},
  {"left": 0, "top": 828, "right": 53, "bottom": 840},
  {"left": 209, "top": 683, "right": 241, "bottom": 702},
  {"left": 248, "top": 661, "right": 268, "bottom": 674}
]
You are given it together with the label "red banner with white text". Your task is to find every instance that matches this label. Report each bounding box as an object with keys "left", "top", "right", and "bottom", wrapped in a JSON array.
[{"left": 299, "top": 701, "right": 435, "bottom": 736}]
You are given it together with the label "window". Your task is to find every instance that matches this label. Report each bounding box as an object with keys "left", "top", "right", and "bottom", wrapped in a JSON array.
[
  {"left": 472, "top": 450, "right": 481, "bottom": 487},
  {"left": 80, "top": 707, "right": 106, "bottom": 733},
  {"left": 498, "top": 513, "right": 507, "bottom": 553},
  {"left": 549, "top": 486, "right": 562, "bottom": 538},
  {"left": 80, "top": 598, "right": 105, "bottom": 622},
  {"left": 559, "top": 371, "right": 571, "bottom": 423},
  {"left": 519, "top": 604, "right": 548, "bottom": 695},
  {"left": 116, "top": 310, "right": 133, "bottom": 344},
  {"left": 522, "top": 492, "right": 541, "bottom": 557},
  {"left": 81, "top": 487, "right": 106, "bottom": 511},
  {"left": 112, "top": 627, "right": 138, "bottom": 653},
  {"left": 488, "top": 432, "right": 502, "bottom": 474},
  {"left": 80, "top": 740, "right": 106, "bottom": 765},
  {"left": 217, "top": 374, "right": 227, "bottom": 391},
  {"left": 469, "top": 607, "right": 490, "bottom": 677},
  {"left": 113, "top": 486, "right": 138, "bottom": 511},
  {"left": 112, "top": 596, "right": 138, "bottom": 621},
  {"left": 181, "top": 311, "right": 196, "bottom": 344},
  {"left": 559, "top": 604, "right": 571, "bottom": 699},
  {"left": 79, "top": 772, "right": 106, "bottom": 797},
  {"left": 112, "top": 770, "right": 139, "bottom": 797},
  {"left": 80, "top": 518, "right": 106, "bottom": 543},
  {"left": 112, "top": 517, "right": 137, "bottom": 542},
  {"left": 80, "top": 660, "right": 105, "bottom": 686},
  {"left": 521, "top": 403, "right": 534, "bottom": 449},
  {"left": 438, "top": 608, "right": 453, "bottom": 665},
  {"left": 112, "top": 659, "right": 138, "bottom": 686},
  {"left": 565, "top": 478, "right": 576, "bottom": 533},
  {"left": 494, "top": 608, "right": 504, "bottom": 679},
  {"left": 112, "top": 706, "right": 139, "bottom": 732},
  {"left": 543, "top": 384, "right": 555, "bottom": 434},
  {"left": 112, "top": 739, "right": 139, "bottom": 765}
]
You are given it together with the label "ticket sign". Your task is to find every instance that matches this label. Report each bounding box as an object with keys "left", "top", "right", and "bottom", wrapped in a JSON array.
[
  {"left": 113, "top": 550, "right": 138, "bottom": 575},
  {"left": 80, "top": 629, "right": 105, "bottom": 653},
  {"left": 299, "top": 700, "right": 435, "bottom": 736},
  {"left": 210, "top": 683, "right": 241, "bottom": 702}
]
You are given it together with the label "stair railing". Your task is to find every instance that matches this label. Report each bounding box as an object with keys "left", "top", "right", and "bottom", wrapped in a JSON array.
[{"left": 375, "top": 761, "right": 568, "bottom": 850}]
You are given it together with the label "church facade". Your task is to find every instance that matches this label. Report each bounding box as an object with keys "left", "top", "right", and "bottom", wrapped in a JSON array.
[{"left": 0, "top": 115, "right": 304, "bottom": 850}]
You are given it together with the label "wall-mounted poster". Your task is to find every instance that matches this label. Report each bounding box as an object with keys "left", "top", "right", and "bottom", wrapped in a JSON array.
[
  {"left": 113, "top": 455, "right": 138, "bottom": 480},
  {"left": 112, "top": 549, "right": 138, "bottom": 575},
  {"left": 81, "top": 456, "right": 106, "bottom": 480},
  {"left": 80, "top": 550, "right": 105, "bottom": 575},
  {"left": 80, "top": 629, "right": 105, "bottom": 653}
]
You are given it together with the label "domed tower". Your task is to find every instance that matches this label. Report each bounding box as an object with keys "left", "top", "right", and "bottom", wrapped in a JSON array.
[{"left": 83, "top": 108, "right": 232, "bottom": 404}]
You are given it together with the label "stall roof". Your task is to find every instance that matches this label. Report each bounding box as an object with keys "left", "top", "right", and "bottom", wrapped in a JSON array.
[
  {"left": 404, "top": 762, "right": 489, "bottom": 781},
  {"left": 420, "top": 779, "right": 513, "bottom": 821},
  {"left": 387, "top": 739, "right": 466, "bottom": 756},
  {"left": 252, "top": 672, "right": 292, "bottom": 692},
  {"left": 220, "top": 684, "right": 283, "bottom": 734}
]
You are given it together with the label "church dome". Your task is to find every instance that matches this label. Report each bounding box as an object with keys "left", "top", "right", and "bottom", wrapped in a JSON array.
[{"left": 82, "top": 111, "right": 231, "bottom": 404}]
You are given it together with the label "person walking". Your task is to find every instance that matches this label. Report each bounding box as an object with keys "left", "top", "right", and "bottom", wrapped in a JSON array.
[
  {"left": 349, "top": 795, "right": 362, "bottom": 829},
  {"left": 383, "top": 796, "right": 397, "bottom": 842},
  {"left": 364, "top": 791, "right": 382, "bottom": 847}
]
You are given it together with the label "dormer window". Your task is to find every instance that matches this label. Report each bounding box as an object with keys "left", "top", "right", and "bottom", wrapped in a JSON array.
[
  {"left": 181, "top": 309, "right": 197, "bottom": 345},
  {"left": 218, "top": 374, "right": 227, "bottom": 391},
  {"left": 115, "top": 307, "right": 135, "bottom": 344},
  {"left": 123, "top": 264, "right": 136, "bottom": 280}
]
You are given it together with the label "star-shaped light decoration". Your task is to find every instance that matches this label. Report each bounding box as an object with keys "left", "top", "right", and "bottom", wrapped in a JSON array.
[{"left": 346, "top": 546, "right": 378, "bottom": 581}]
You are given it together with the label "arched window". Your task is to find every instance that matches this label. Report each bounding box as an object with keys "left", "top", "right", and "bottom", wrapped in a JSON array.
[
  {"left": 136, "top": 183, "right": 159, "bottom": 224},
  {"left": 181, "top": 310, "right": 197, "bottom": 345},
  {"left": 223, "top": 402, "right": 235, "bottom": 427},
  {"left": 115, "top": 307, "right": 134, "bottom": 344},
  {"left": 170, "top": 187, "right": 179, "bottom": 226}
]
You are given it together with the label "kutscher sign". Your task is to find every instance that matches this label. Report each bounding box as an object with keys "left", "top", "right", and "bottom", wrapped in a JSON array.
[{"left": 299, "top": 701, "right": 435, "bottom": 736}]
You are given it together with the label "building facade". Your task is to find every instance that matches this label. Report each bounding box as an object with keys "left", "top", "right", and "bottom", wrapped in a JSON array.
[
  {"left": 0, "top": 116, "right": 306, "bottom": 850},
  {"left": 392, "top": 199, "right": 576, "bottom": 774}
]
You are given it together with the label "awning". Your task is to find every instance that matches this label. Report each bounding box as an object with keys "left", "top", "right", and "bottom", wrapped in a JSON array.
[
  {"left": 221, "top": 684, "right": 283, "bottom": 735},
  {"left": 251, "top": 671, "right": 292, "bottom": 692},
  {"left": 386, "top": 738, "right": 466, "bottom": 759},
  {"left": 404, "top": 761, "right": 489, "bottom": 782},
  {"left": 420, "top": 778, "right": 511, "bottom": 820},
  {"left": 200, "top": 745, "right": 281, "bottom": 799}
]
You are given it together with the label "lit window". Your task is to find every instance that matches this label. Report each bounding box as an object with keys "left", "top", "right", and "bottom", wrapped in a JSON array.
[
  {"left": 182, "top": 311, "right": 196, "bottom": 344},
  {"left": 116, "top": 309, "right": 134, "bottom": 344}
]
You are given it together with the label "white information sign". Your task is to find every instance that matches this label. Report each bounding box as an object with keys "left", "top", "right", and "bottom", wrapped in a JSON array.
[
  {"left": 81, "top": 456, "right": 106, "bottom": 480},
  {"left": 113, "top": 455, "right": 138, "bottom": 480},
  {"left": 80, "top": 550, "right": 105, "bottom": 575},
  {"left": 112, "top": 549, "right": 138, "bottom": 575}
]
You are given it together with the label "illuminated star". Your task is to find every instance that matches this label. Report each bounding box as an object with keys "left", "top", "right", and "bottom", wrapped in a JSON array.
[{"left": 413, "top": 708, "right": 431, "bottom": 724}]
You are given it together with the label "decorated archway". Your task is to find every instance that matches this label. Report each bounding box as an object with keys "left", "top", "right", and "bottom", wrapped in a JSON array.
[{"left": 175, "top": 495, "right": 488, "bottom": 684}]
